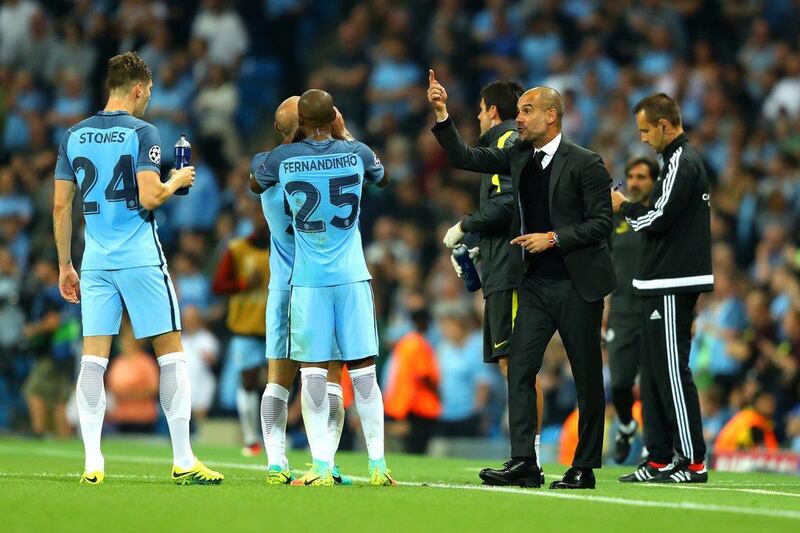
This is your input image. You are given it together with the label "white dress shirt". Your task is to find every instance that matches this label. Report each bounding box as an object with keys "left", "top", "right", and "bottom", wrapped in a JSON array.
[{"left": 534, "top": 133, "right": 562, "bottom": 169}]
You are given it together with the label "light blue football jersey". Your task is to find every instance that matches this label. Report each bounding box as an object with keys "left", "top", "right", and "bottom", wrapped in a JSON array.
[
  {"left": 252, "top": 151, "right": 294, "bottom": 291},
  {"left": 259, "top": 138, "right": 384, "bottom": 287},
  {"left": 54, "top": 110, "right": 165, "bottom": 271}
]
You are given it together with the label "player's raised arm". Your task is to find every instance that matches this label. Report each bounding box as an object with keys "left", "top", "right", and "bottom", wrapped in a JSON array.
[
  {"left": 428, "top": 69, "right": 511, "bottom": 176},
  {"left": 134, "top": 124, "right": 195, "bottom": 209},
  {"left": 137, "top": 167, "right": 196, "bottom": 210},
  {"left": 356, "top": 142, "right": 390, "bottom": 189},
  {"left": 427, "top": 69, "right": 449, "bottom": 122},
  {"left": 250, "top": 175, "right": 265, "bottom": 194},
  {"left": 331, "top": 106, "right": 355, "bottom": 141}
]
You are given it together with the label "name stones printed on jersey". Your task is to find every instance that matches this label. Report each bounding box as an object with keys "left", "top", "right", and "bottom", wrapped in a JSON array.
[{"left": 53, "top": 111, "right": 165, "bottom": 271}]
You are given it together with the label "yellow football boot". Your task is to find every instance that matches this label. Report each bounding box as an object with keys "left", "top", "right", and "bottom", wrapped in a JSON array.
[
  {"left": 171, "top": 459, "right": 224, "bottom": 485},
  {"left": 80, "top": 470, "right": 105, "bottom": 485}
]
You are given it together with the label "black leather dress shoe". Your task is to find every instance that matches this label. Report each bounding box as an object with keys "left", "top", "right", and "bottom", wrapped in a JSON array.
[
  {"left": 479, "top": 459, "right": 542, "bottom": 488},
  {"left": 549, "top": 467, "right": 596, "bottom": 489}
]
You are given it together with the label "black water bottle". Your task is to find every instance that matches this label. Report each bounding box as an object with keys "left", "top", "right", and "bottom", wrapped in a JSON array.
[
  {"left": 173, "top": 134, "right": 191, "bottom": 196},
  {"left": 453, "top": 244, "right": 481, "bottom": 292}
]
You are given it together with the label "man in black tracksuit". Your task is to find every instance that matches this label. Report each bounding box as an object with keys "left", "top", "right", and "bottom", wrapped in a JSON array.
[
  {"left": 612, "top": 93, "right": 713, "bottom": 484},
  {"left": 443, "top": 81, "right": 521, "bottom": 367},
  {"left": 442, "top": 81, "right": 545, "bottom": 471},
  {"left": 607, "top": 156, "right": 658, "bottom": 464}
]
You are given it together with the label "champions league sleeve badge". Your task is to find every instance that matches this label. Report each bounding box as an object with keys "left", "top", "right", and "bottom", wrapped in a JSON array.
[{"left": 149, "top": 145, "right": 161, "bottom": 165}]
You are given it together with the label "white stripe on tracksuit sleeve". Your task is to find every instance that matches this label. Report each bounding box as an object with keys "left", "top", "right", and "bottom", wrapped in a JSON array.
[{"left": 626, "top": 147, "right": 684, "bottom": 232}]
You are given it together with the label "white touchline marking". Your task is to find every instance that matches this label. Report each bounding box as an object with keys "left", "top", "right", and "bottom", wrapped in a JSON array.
[
  {"left": 459, "top": 467, "right": 800, "bottom": 487},
  {"left": 1, "top": 445, "right": 799, "bottom": 520},
  {"left": 643, "top": 484, "right": 800, "bottom": 499},
  {"left": 713, "top": 483, "right": 800, "bottom": 487},
  {"left": 0, "top": 472, "right": 164, "bottom": 480}
]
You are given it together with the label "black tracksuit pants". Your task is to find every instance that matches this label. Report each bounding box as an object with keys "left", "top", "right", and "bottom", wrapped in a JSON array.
[
  {"left": 508, "top": 276, "right": 605, "bottom": 468},
  {"left": 640, "top": 292, "right": 706, "bottom": 464}
]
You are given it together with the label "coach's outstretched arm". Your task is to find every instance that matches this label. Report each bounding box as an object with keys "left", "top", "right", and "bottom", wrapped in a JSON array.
[{"left": 427, "top": 70, "right": 511, "bottom": 176}]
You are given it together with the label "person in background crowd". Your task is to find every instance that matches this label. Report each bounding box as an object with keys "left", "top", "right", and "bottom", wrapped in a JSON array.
[
  {"left": 434, "top": 304, "right": 490, "bottom": 438},
  {"left": 384, "top": 300, "right": 442, "bottom": 454},
  {"left": 606, "top": 156, "right": 657, "bottom": 464},
  {"left": 181, "top": 305, "right": 219, "bottom": 422},
  {"left": 212, "top": 202, "right": 269, "bottom": 457},
  {"left": 106, "top": 323, "right": 160, "bottom": 433},
  {"left": 714, "top": 390, "right": 779, "bottom": 453},
  {"left": 22, "top": 257, "right": 79, "bottom": 438}
]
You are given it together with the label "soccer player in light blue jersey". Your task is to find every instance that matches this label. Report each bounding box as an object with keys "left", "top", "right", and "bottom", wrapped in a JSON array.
[
  {"left": 53, "top": 52, "right": 223, "bottom": 486},
  {"left": 258, "top": 89, "right": 394, "bottom": 486},
  {"left": 251, "top": 96, "right": 351, "bottom": 485}
]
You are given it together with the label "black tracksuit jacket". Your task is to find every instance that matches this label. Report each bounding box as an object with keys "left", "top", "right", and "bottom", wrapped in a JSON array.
[
  {"left": 460, "top": 119, "right": 520, "bottom": 297},
  {"left": 620, "top": 133, "right": 713, "bottom": 295}
]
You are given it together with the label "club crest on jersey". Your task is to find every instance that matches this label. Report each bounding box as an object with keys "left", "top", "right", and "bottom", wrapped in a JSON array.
[{"left": 149, "top": 145, "right": 161, "bottom": 165}]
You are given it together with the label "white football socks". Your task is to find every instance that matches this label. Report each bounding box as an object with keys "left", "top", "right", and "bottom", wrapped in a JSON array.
[
  {"left": 300, "top": 367, "right": 330, "bottom": 465},
  {"left": 76, "top": 355, "right": 108, "bottom": 472},
  {"left": 261, "top": 383, "right": 290, "bottom": 469},
  {"left": 349, "top": 365, "right": 385, "bottom": 462},
  {"left": 236, "top": 386, "right": 260, "bottom": 447},
  {"left": 535, "top": 434, "right": 541, "bottom": 468},
  {"left": 327, "top": 382, "right": 345, "bottom": 466},
  {"left": 158, "top": 353, "right": 195, "bottom": 470}
]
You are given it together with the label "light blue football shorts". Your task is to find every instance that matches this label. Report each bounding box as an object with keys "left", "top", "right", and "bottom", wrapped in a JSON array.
[
  {"left": 81, "top": 265, "right": 180, "bottom": 339},
  {"left": 266, "top": 289, "right": 290, "bottom": 360},
  {"left": 289, "top": 281, "right": 378, "bottom": 363},
  {"left": 229, "top": 335, "right": 267, "bottom": 371},
  {"left": 267, "top": 288, "right": 342, "bottom": 360}
]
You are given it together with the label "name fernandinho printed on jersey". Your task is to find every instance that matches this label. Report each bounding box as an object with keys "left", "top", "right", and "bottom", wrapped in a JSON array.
[
  {"left": 78, "top": 130, "right": 128, "bottom": 144},
  {"left": 281, "top": 154, "right": 359, "bottom": 174}
]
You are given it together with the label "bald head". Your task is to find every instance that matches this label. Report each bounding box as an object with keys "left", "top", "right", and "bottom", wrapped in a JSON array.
[
  {"left": 298, "top": 89, "right": 336, "bottom": 130},
  {"left": 274, "top": 95, "right": 300, "bottom": 138},
  {"left": 522, "top": 87, "right": 563, "bottom": 124},
  {"left": 516, "top": 86, "right": 564, "bottom": 146}
]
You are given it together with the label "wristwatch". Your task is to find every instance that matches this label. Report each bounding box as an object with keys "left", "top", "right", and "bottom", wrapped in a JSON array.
[{"left": 547, "top": 231, "right": 560, "bottom": 248}]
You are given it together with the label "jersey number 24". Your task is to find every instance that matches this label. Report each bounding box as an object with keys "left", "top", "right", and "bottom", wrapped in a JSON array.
[{"left": 72, "top": 154, "right": 139, "bottom": 214}]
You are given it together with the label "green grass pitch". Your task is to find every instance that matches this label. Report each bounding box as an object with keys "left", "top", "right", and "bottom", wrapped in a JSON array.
[{"left": 1, "top": 436, "right": 799, "bottom": 532}]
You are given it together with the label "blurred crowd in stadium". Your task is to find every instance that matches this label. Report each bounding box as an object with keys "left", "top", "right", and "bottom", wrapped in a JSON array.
[{"left": 2, "top": 0, "right": 800, "bottom": 458}]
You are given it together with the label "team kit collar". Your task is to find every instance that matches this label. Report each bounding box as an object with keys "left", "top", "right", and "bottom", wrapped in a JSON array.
[
  {"left": 661, "top": 132, "right": 688, "bottom": 161},
  {"left": 478, "top": 119, "right": 516, "bottom": 146}
]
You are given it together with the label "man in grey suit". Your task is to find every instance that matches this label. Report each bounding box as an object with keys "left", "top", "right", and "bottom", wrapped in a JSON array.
[{"left": 427, "top": 70, "right": 616, "bottom": 489}]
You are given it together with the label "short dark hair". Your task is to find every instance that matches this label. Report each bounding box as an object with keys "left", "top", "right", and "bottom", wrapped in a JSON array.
[
  {"left": 624, "top": 156, "right": 659, "bottom": 180},
  {"left": 480, "top": 80, "right": 524, "bottom": 121},
  {"left": 106, "top": 51, "right": 152, "bottom": 92},
  {"left": 633, "top": 93, "right": 682, "bottom": 127},
  {"left": 410, "top": 308, "right": 431, "bottom": 332}
]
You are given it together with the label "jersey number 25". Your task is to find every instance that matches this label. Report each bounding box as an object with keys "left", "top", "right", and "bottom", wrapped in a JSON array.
[{"left": 284, "top": 174, "right": 359, "bottom": 233}]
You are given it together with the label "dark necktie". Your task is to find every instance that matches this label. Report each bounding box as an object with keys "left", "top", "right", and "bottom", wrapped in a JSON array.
[{"left": 533, "top": 150, "right": 546, "bottom": 172}]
